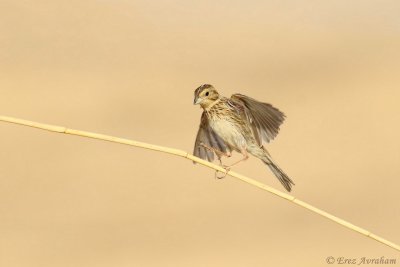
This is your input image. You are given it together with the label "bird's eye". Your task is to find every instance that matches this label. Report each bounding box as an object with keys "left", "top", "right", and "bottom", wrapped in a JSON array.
[{"left": 205, "top": 92, "right": 209, "bottom": 96}]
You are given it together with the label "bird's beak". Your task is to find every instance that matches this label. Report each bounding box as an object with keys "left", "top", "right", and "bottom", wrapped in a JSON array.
[{"left": 194, "top": 96, "right": 202, "bottom": 105}]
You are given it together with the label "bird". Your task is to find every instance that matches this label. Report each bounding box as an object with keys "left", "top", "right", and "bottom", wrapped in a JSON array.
[{"left": 193, "top": 84, "right": 294, "bottom": 192}]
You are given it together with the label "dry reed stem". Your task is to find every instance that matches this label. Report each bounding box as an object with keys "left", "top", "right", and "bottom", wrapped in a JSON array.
[{"left": 1, "top": 115, "right": 399, "bottom": 252}]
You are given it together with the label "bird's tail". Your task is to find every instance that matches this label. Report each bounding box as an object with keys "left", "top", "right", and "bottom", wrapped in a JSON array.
[{"left": 262, "top": 156, "right": 294, "bottom": 192}]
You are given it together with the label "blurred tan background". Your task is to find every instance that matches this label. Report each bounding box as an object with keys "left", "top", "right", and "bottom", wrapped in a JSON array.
[{"left": 1, "top": 1, "right": 400, "bottom": 266}]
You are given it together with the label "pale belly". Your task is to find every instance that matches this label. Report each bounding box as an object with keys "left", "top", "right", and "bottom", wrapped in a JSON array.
[{"left": 209, "top": 119, "right": 247, "bottom": 151}]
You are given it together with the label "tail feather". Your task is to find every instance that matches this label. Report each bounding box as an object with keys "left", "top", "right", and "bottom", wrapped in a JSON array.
[{"left": 262, "top": 158, "right": 294, "bottom": 192}]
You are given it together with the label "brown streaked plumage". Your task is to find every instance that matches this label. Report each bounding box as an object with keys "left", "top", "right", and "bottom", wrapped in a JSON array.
[{"left": 193, "top": 84, "right": 294, "bottom": 191}]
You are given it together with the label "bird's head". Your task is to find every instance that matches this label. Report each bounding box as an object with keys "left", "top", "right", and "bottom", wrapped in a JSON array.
[{"left": 194, "top": 84, "right": 220, "bottom": 109}]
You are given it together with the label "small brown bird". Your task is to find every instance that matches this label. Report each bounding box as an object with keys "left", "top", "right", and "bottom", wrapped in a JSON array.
[{"left": 193, "top": 84, "right": 294, "bottom": 191}]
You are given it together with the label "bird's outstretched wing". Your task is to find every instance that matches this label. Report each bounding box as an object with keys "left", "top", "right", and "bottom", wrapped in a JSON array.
[
  {"left": 230, "top": 94, "right": 285, "bottom": 145},
  {"left": 193, "top": 112, "right": 231, "bottom": 162}
]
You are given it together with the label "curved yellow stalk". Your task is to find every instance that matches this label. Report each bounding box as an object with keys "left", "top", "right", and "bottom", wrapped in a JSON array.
[{"left": 0, "top": 115, "right": 399, "bottom": 252}]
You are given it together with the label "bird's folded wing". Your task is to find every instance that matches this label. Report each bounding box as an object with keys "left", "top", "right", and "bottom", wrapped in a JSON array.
[
  {"left": 193, "top": 112, "right": 230, "bottom": 163},
  {"left": 231, "top": 94, "right": 285, "bottom": 145}
]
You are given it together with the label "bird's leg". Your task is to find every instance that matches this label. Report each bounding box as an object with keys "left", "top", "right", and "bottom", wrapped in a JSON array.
[
  {"left": 216, "top": 149, "right": 249, "bottom": 179},
  {"left": 199, "top": 143, "right": 232, "bottom": 179},
  {"left": 200, "top": 143, "right": 232, "bottom": 160},
  {"left": 223, "top": 149, "right": 249, "bottom": 169}
]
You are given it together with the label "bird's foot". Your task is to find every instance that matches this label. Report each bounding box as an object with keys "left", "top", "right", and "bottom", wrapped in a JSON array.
[{"left": 215, "top": 165, "right": 231, "bottom": 179}]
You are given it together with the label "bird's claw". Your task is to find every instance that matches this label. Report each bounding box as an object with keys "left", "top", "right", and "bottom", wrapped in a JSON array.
[{"left": 215, "top": 165, "right": 230, "bottom": 179}]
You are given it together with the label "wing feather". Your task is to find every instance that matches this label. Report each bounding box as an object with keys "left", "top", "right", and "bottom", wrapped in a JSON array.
[
  {"left": 231, "top": 94, "right": 285, "bottom": 145},
  {"left": 193, "top": 112, "right": 230, "bottom": 163}
]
